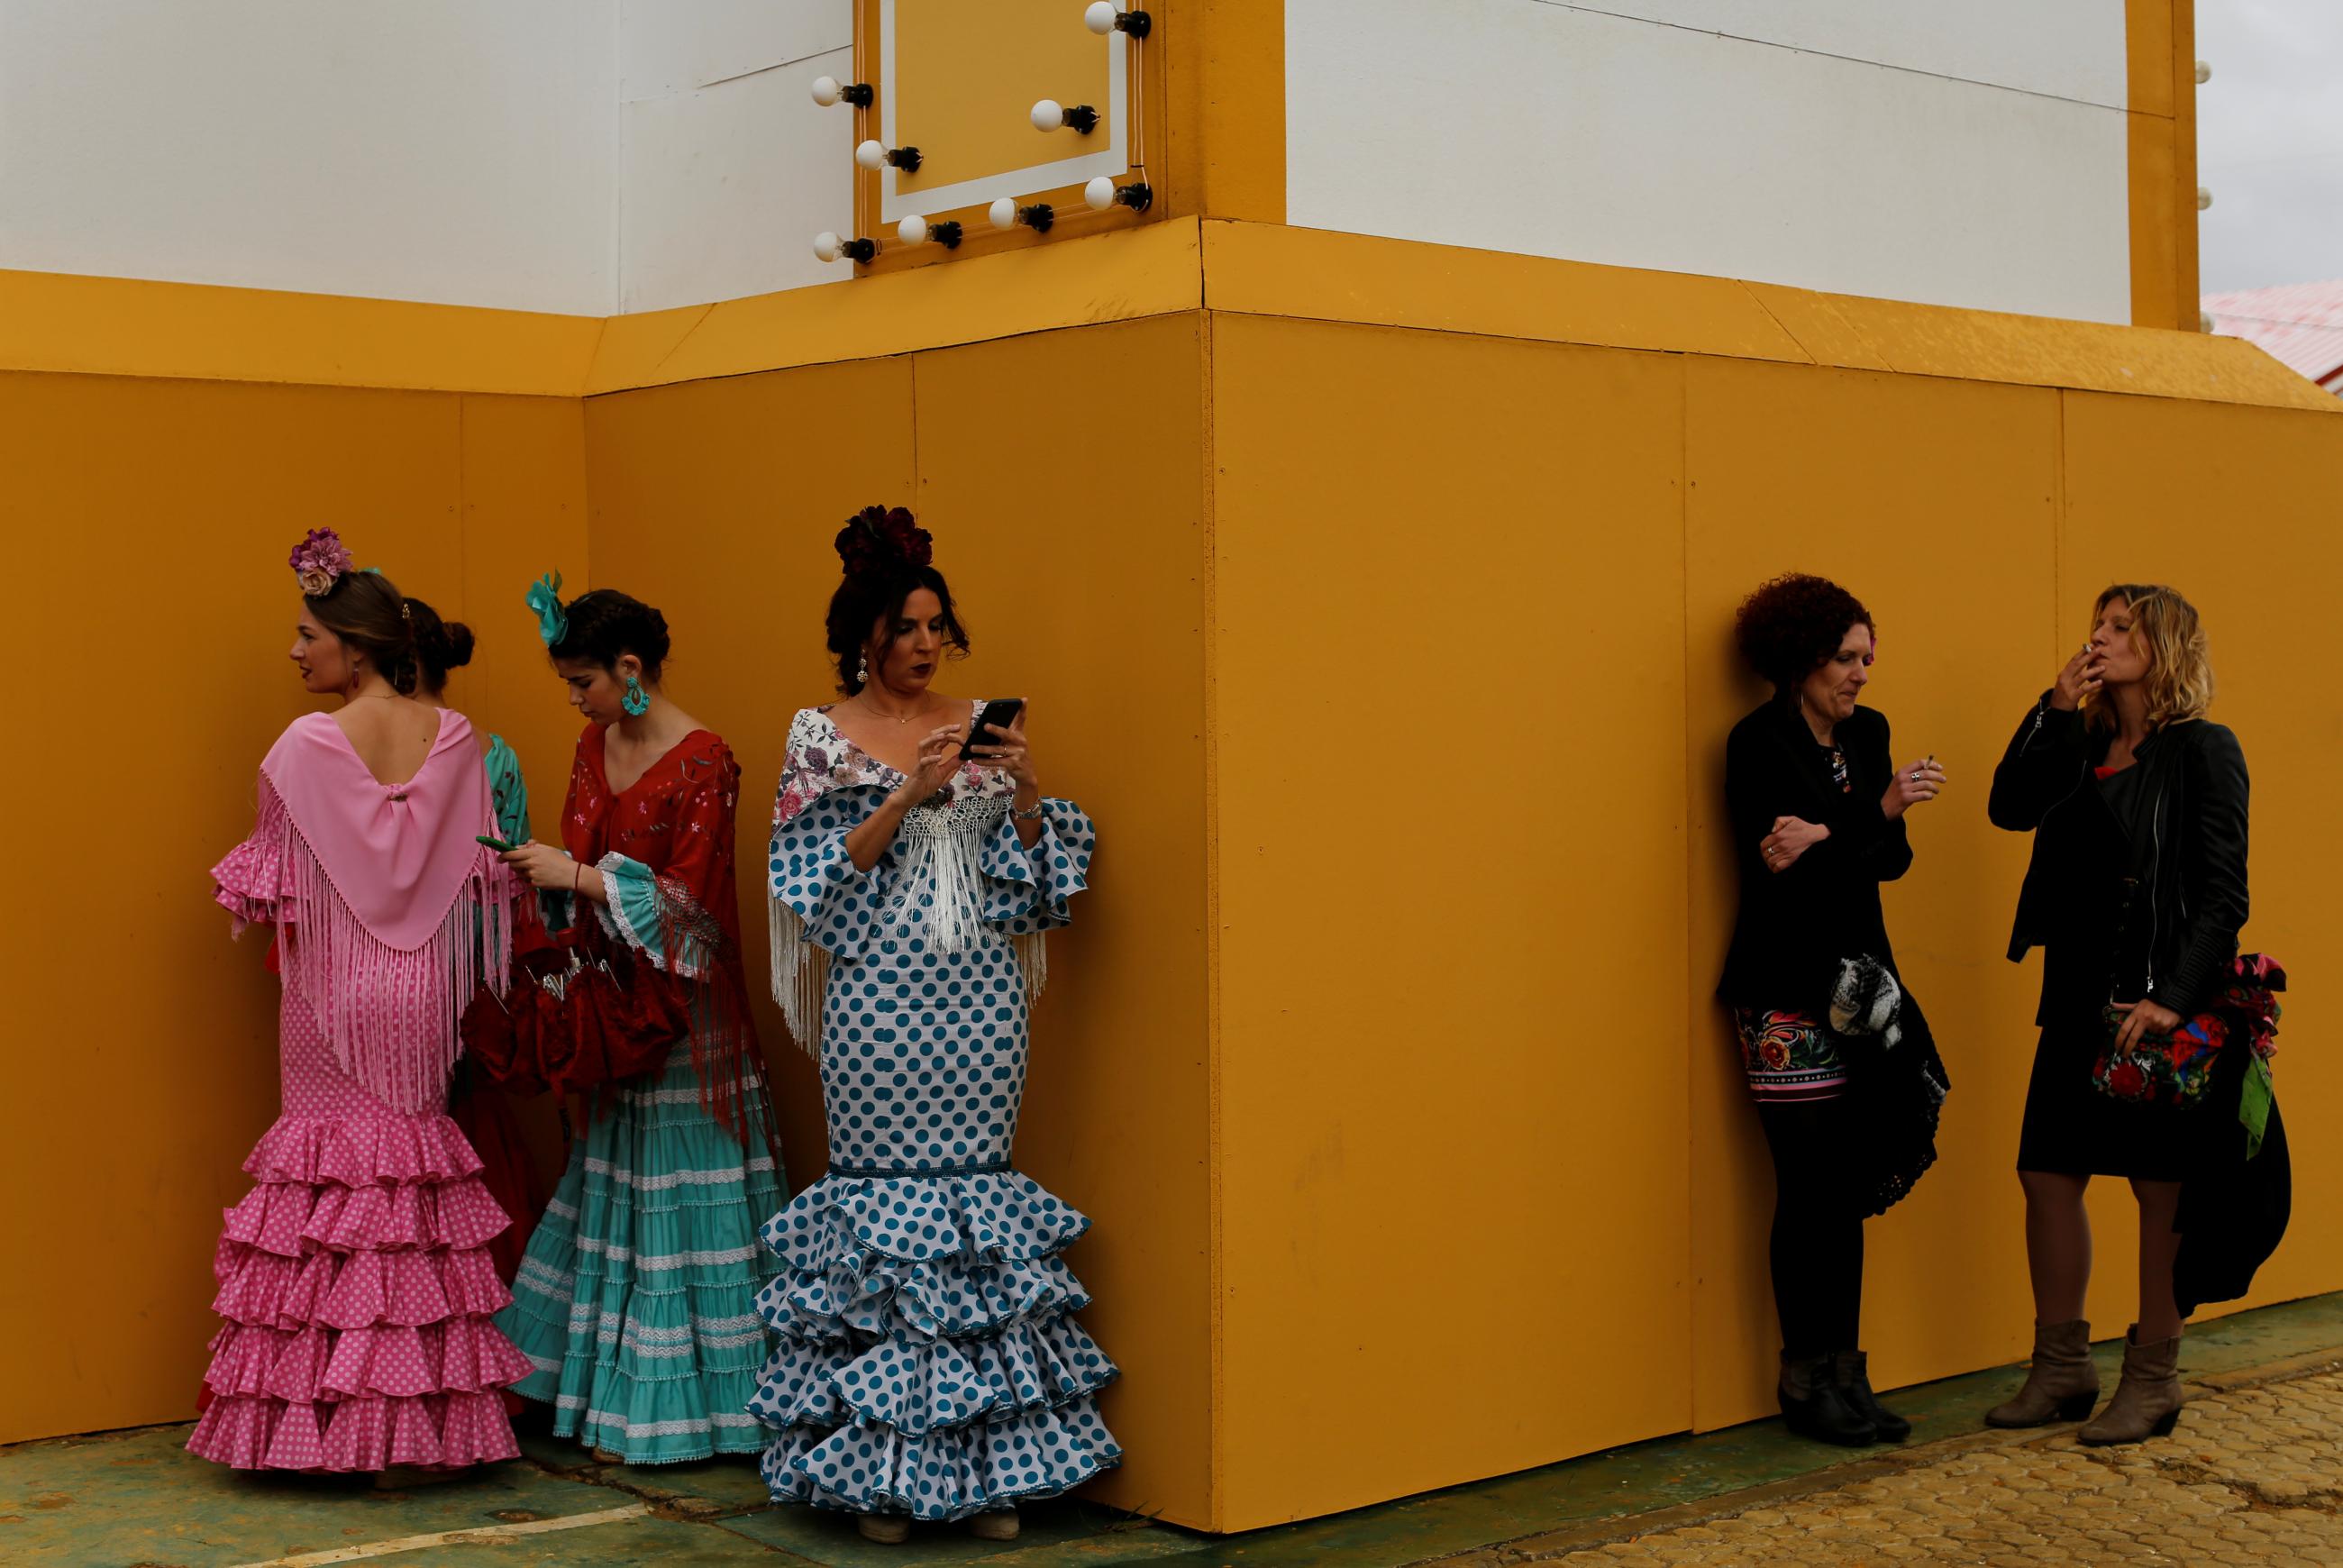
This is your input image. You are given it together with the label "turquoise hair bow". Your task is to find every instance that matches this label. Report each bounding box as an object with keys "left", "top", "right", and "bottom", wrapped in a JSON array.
[{"left": 526, "top": 570, "right": 568, "bottom": 646}]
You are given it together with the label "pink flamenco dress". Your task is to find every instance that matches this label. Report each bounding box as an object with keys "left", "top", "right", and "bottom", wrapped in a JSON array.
[{"left": 187, "top": 709, "right": 536, "bottom": 1472}]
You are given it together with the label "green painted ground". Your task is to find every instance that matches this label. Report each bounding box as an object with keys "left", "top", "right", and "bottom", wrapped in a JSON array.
[{"left": 9, "top": 1293, "right": 2340, "bottom": 1568}]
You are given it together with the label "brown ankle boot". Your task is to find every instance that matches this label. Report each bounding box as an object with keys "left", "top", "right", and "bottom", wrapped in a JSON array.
[
  {"left": 2078, "top": 1325, "right": 2183, "bottom": 1445},
  {"left": 1984, "top": 1319, "right": 2099, "bottom": 1427}
]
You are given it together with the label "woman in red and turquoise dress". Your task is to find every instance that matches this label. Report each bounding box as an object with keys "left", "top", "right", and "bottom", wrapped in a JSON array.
[{"left": 490, "top": 580, "right": 784, "bottom": 1466}]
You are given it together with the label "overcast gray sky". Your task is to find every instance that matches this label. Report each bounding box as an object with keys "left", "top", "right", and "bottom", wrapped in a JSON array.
[{"left": 2195, "top": 1, "right": 2343, "bottom": 295}]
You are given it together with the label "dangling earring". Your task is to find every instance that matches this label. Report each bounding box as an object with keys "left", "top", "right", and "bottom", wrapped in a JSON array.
[
  {"left": 622, "top": 673, "right": 651, "bottom": 716},
  {"left": 856, "top": 652, "right": 870, "bottom": 688}
]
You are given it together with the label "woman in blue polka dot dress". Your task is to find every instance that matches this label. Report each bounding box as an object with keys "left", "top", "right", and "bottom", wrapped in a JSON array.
[{"left": 748, "top": 507, "right": 1117, "bottom": 1545}]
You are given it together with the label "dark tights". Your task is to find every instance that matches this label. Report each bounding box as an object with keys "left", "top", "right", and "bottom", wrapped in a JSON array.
[{"left": 1757, "top": 1098, "right": 1865, "bottom": 1359}]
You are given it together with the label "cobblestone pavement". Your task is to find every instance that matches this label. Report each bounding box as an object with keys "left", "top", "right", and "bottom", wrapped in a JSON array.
[{"left": 1438, "top": 1363, "right": 2343, "bottom": 1567}]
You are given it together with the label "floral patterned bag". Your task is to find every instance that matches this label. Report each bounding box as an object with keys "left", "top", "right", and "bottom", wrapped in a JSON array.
[{"left": 2091, "top": 954, "right": 2284, "bottom": 1108}]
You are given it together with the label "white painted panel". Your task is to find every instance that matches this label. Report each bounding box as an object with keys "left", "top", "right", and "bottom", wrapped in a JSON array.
[
  {"left": 1287, "top": 0, "right": 2133, "bottom": 324},
  {"left": 0, "top": 0, "right": 619, "bottom": 314},
  {"left": 619, "top": 0, "right": 851, "bottom": 100},
  {"left": 1563, "top": 0, "right": 2129, "bottom": 108},
  {"left": 620, "top": 45, "right": 856, "bottom": 311}
]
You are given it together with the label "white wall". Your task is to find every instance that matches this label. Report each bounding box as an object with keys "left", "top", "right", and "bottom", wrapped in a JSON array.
[
  {"left": 0, "top": 0, "right": 621, "bottom": 315},
  {"left": 616, "top": 0, "right": 854, "bottom": 313},
  {"left": 1286, "top": 0, "right": 2136, "bottom": 324}
]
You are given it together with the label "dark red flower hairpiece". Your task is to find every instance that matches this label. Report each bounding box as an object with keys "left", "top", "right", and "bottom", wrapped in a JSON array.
[{"left": 834, "top": 505, "right": 934, "bottom": 582}]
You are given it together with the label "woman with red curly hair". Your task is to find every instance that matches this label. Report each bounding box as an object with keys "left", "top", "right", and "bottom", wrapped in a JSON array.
[{"left": 1719, "top": 573, "right": 1951, "bottom": 1447}]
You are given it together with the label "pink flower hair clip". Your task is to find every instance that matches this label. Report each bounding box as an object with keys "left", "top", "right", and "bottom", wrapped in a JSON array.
[{"left": 288, "top": 527, "right": 355, "bottom": 596}]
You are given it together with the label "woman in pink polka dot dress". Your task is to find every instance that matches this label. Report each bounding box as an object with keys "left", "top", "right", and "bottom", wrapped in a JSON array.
[{"left": 187, "top": 534, "right": 534, "bottom": 1473}]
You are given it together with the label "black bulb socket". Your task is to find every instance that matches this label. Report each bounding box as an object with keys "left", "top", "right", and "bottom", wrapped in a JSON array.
[
  {"left": 842, "top": 237, "right": 879, "bottom": 264},
  {"left": 841, "top": 82, "right": 875, "bottom": 108}
]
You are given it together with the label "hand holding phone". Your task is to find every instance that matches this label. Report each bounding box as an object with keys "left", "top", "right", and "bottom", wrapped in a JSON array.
[
  {"left": 477, "top": 834, "right": 517, "bottom": 853},
  {"left": 958, "top": 697, "right": 1026, "bottom": 761}
]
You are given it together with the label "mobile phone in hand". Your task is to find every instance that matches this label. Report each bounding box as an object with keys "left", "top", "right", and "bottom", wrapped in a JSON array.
[
  {"left": 477, "top": 834, "right": 517, "bottom": 853},
  {"left": 959, "top": 697, "right": 1026, "bottom": 760}
]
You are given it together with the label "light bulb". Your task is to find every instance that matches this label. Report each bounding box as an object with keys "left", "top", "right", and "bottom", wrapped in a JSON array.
[
  {"left": 1086, "top": 3, "right": 1118, "bottom": 34},
  {"left": 2195, "top": 59, "right": 2211, "bottom": 84},
  {"left": 813, "top": 231, "right": 843, "bottom": 263},
  {"left": 810, "top": 76, "right": 842, "bottom": 107},
  {"left": 2197, "top": 187, "right": 2213, "bottom": 211},
  {"left": 1085, "top": 177, "right": 1117, "bottom": 211},
  {"left": 856, "top": 140, "right": 888, "bottom": 171},
  {"left": 989, "top": 198, "right": 1019, "bottom": 230},
  {"left": 898, "top": 215, "right": 929, "bottom": 244},
  {"left": 1032, "top": 99, "right": 1065, "bottom": 132}
]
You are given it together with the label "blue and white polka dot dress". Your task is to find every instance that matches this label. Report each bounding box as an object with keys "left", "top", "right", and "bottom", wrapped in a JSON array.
[{"left": 748, "top": 706, "right": 1118, "bottom": 1520}]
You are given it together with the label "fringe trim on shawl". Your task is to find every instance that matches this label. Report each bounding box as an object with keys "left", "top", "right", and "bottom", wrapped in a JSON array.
[
  {"left": 260, "top": 776, "right": 511, "bottom": 1116},
  {"left": 589, "top": 852, "right": 772, "bottom": 1152},
  {"left": 769, "top": 899, "right": 830, "bottom": 1061}
]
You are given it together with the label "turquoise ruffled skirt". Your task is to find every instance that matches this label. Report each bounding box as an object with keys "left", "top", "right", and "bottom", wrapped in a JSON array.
[{"left": 494, "top": 1053, "right": 783, "bottom": 1463}]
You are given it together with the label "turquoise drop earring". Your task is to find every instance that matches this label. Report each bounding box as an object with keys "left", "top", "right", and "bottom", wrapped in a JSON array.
[{"left": 622, "top": 673, "right": 651, "bottom": 716}]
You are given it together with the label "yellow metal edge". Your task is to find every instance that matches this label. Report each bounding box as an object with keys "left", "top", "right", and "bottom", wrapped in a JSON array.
[
  {"left": 588, "top": 214, "right": 1206, "bottom": 394},
  {"left": 0, "top": 269, "right": 600, "bottom": 397},
  {"left": 1199, "top": 222, "right": 2335, "bottom": 413},
  {"left": 1199, "top": 221, "right": 1819, "bottom": 366}
]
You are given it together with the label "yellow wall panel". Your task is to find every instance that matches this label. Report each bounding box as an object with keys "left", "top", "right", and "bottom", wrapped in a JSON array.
[
  {"left": 1208, "top": 315, "right": 1692, "bottom": 1528},
  {"left": 580, "top": 316, "right": 1217, "bottom": 1527},
  {"left": 0, "top": 371, "right": 585, "bottom": 1444},
  {"left": 1681, "top": 360, "right": 2066, "bottom": 1431}
]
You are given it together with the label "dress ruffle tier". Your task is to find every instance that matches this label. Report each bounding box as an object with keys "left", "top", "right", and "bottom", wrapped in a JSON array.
[
  {"left": 748, "top": 1169, "right": 1121, "bottom": 1520},
  {"left": 495, "top": 1054, "right": 783, "bottom": 1464},
  {"left": 186, "top": 1111, "right": 533, "bottom": 1471}
]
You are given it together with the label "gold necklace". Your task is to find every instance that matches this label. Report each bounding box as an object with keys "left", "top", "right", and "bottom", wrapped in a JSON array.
[{"left": 859, "top": 693, "right": 934, "bottom": 725}]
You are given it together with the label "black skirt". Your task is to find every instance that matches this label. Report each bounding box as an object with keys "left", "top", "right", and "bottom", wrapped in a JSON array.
[{"left": 2016, "top": 1014, "right": 2198, "bottom": 1181}]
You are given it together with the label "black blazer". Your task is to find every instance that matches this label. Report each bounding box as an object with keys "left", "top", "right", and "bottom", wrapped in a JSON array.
[
  {"left": 1718, "top": 700, "right": 1913, "bottom": 1016},
  {"left": 1987, "top": 695, "right": 2249, "bottom": 1022}
]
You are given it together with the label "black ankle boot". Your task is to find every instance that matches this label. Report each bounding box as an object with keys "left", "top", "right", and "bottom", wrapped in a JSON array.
[
  {"left": 1833, "top": 1350, "right": 1910, "bottom": 1442},
  {"left": 1779, "top": 1353, "right": 1877, "bottom": 1446}
]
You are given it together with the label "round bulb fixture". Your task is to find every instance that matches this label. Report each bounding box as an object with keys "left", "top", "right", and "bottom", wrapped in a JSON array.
[
  {"left": 2197, "top": 187, "right": 2213, "bottom": 211},
  {"left": 810, "top": 75, "right": 874, "bottom": 108},
  {"left": 1032, "top": 98, "right": 1099, "bottom": 133},
  {"left": 855, "top": 138, "right": 922, "bottom": 173},
  {"left": 1085, "top": 178, "right": 1153, "bottom": 214},
  {"left": 813, "top": 231, "right": 878, "bottom": 263},
  {"left": 898, "top": 215, "right": 928, "bottom": 244},
  {"left": 989, "top": 197, "right": 1020, "bottom": 230},
  {"left": 812, "top": 231, "right": 843, "bottom": 262},
  {"left": 1085, "top": 4, "right": 1152, "bottom": 38},
  {"left": 2195, "top": 59, "right": 2211, "bottom": 84},
  {"left": 2201, "top": 311, "right": 2216, "bottom": 333},
  {"left": 810, "top": 76, "right": 841, "bottom": 106}
]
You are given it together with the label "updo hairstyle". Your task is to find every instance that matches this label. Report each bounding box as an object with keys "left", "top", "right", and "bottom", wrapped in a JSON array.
[
  {"left": 824, "top": 506, "right": 969, "bottom": 695},
  {"left": 548, "top": 588, "right": 671, "bottom": 680},
  {"left": 306, "top": 569, "right": 421, "bottom": 696}
]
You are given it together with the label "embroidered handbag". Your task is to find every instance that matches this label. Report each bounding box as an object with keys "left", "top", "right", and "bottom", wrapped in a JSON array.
[{"left": 2090, "top": 954, "right": 2285, "bottom": 1108}]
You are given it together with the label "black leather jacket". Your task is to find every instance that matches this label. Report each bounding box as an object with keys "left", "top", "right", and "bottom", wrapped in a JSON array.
[
  {"left": 1987, "top": 694, "right": 2249, "bottom": 1022},
  {"left": 1718, "top": 700, "right": 1912, "bottom": 1016}
]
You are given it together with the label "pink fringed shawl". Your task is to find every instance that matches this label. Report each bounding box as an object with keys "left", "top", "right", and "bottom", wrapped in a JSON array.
[{"left": 217, "top": 710, "right": 513, "bottom": 1113}]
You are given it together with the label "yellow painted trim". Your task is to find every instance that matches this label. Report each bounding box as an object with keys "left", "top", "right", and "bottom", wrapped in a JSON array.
[
  {"left": 1163, "top": 0, "right": 1284, "bottom": 223},
  {"left": 7, "top": 216, "right": 2324, "bottom": 412},
  {"left": 2170, "top": 0, "right": 2202, "bottom": 326},
  {"left": 2125, "top": 0, "right": 2202, "bottom": 331},
  {"left": 1198, "top": 222, "right": 2337, "bottom": 413},
  {"left": 581, "top": 215, "right": 1204, "bottom": 393},
  {"left": 0, "top": 269, "right": 600, "bottom": 396}
]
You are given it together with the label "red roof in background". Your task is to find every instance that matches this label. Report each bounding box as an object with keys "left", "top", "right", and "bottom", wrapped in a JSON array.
[{"left": 2202, "top": 279, "right": 2343, "bottom": 395}]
